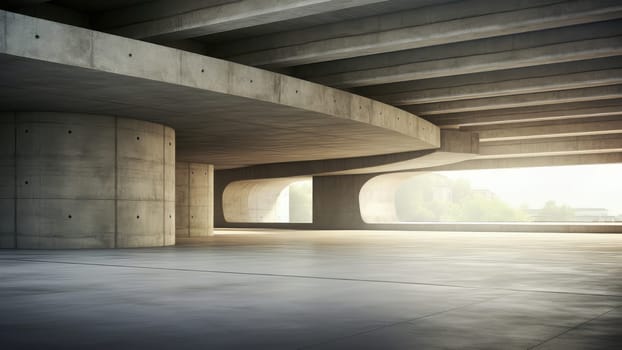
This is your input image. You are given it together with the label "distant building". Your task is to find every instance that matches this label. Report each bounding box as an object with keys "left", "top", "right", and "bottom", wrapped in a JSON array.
[
  {"left": 573, "top": 208, "right": 612, "bottom": 222},
  {"left": 528, "top": 207, "right": 616, "bottom": 222}
]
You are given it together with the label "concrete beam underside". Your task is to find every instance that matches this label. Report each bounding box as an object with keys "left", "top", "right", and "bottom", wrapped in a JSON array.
[{"left": 0, "top": 10, "right": 439, "bottom": 169}]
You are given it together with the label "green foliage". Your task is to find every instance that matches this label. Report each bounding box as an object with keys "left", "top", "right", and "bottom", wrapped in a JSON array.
[
  {"left": 395, "top": 174, "right": 530, "bottom": 222},
  {"left": 535, "top": 200, "right": 575, "bottom": 221}
]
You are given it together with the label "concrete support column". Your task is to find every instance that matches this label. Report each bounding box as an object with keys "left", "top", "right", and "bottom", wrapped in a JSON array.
[
  {"left": 0, "top": 112, "right": 175, "bottom": 249},
  {"left": 176, "top": 162, "right": 214, "bottom": 237},
  {"left": 0, "top": 116, "right": 15, "bottom": 248},
  {"left": 312, "top": 174, "right": 373, "bottom": 229}
]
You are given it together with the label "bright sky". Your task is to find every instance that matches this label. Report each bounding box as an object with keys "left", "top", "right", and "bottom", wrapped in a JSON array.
[{"left": 439, "top": 164, "right": 622, "bottom": 216}]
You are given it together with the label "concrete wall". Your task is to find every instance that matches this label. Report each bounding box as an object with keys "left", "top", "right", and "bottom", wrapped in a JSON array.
[
  {"left": 222, "top": 178, "right": 301, "bottom": 223},
  {"left": 312, "top": 175, "right": 372, "bottom": 229},
  {"left": 0, "top": 112, "right": 175, "bottom": 249},
  {"left": 176, "top": 162, "right": 213, "bottom": 237},
  {"left": 0, "top": 116, "right": 15, "bottom": 248},
  {"left": 215, "top": 172, "right": 622, "bottom": 233},
  {"left": 359, "top": 173, "right": 419, "bottom": 223}
]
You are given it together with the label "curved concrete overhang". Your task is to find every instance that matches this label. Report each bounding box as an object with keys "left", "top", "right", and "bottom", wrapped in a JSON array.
[
  {"left": 216, "top": 129, "right": 479, "bottom": 180},
  {"left": 0, "top": 10, "right": 440, "bottom": 169}
]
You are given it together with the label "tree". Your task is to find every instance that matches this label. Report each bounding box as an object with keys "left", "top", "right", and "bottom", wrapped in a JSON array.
[
  {"left": 395, "top": 173, "right": 530, "bottom": 222},
  {"left": 536, "top": 200, "right": 575, "bottom": 221}
]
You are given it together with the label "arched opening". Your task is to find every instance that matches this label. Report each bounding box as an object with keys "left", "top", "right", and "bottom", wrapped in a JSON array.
[
  {"left": 360, "top": 164, "right": 622, "bottom": 223},
  {"left": 223, "top": 177, "right": 312, "bottom": 223}
]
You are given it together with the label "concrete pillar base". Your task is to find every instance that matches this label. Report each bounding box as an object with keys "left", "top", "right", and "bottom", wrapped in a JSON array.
[
  {"left": 312, "top": 174, "right": 373, "bottom": 229},
  {"left": 0, "top": 112, "right": 175, "bottom": 249},
  {"left": 176, "top": 162, "right": 214, "bottom": 237}
]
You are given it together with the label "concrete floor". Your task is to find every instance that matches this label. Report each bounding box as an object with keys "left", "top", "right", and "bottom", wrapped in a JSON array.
[{"left": 1, "top": 230, "right": 621, "bottom": 349}]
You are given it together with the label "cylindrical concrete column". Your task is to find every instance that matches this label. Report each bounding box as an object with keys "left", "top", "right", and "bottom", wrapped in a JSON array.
[
  {"left": 0, "top": 115, "right": 15, "bottom": 248},
  {"left": 176, "top": 162, "right": 214, "bottom": 237},
  {"left": 0, "top": 112, "right": 175, "bottom": 249}
]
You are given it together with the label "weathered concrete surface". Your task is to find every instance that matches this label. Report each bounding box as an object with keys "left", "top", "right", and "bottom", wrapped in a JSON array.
[
  {"left": 0, "top": 115, "right": 15, "bottom": 248},
  {"left": 0, "top": 10, "right": 440, "bottom": 169},
  {"left": 312, "top": 175, "right": 371, "bottom": 230},
  {"left": 212, "top": 129, "right": 478, "bottom": 185},
  {"left": 228, "top": 0, "right": 622, "bottom": 67},
  {"left": 479, "top": 134, "right": 622, "bottom": 159},
  {"left": 405, "top": 85, "right": 622, "bottom": 115},
  {"left": 311, "top": 37, "right": 622, "bottom": 88},
  {"left": 223, "top": 177, "right": 304, "bottom": 223},
  {"left": 214, "top": 130, "right": 479, "bottom": 227},
  {"left": 469, "top": 117, "right": 622, "bottom": 142},
  {"left": 107, "top": 0, "right": 389, "bottom": 41},
  {"left": 295, "top": 20, "right": 622, "bottom": 86},
  {"left": 371, "top": 66, "right": 622, "bottom": 106},
  {"left": 176, "top": 162, "right": 214, "bottom": 237},
  {"left": 1, "top": 230, "right": 621, "bottom": 349},
  {"left": 0, "top": 112, "right": 174, "bottom": 249},
  {"left": 428, "top": 99, "right": 622, "bottom": 127}
]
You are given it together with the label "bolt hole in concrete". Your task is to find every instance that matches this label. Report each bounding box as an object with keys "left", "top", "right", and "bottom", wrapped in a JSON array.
[
  {"left": 250, "top": 79, "right": 253, "bottom": 83},
  {"left": 34, "top": 34, "right": 39, "bottom": 39},
  {"left": 295, "top": 90, "right": 299, "bottom": 94},
  {"left": 68, "top": 130, "right": 72, "bottom": 134},
  {"left": 24, "top": 180, "right": 28, "bottom": 185},
  {"left": 169, "top": 142, "right": 172, "bottom": 146},
  {"left": 200, "top": 69, "right": 204, "bottom": 73},
  {"left": 24, "top": 129, "right": 28, "bottom": 133},
  {"left": 68, "top": 215, "right": 71, "bottom": 219},
  {"left": 136, "top": 216, "right": 140, "bottom": 219},
  {"left": 128, "top": 53, "right": 132, "bottom": 57},
  {"left": 136, "top": 136, "right": 140, "bottom": 140}
]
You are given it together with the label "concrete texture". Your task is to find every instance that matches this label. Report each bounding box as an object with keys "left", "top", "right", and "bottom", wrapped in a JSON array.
[
  {"left": 216, "top": 170, "right": 622, "bottom": 233},
  {"left": 228, "top": 0, "right": 622, "bottom": 67},
  {"left": 0, "top": 229, "right": 621, "bottom": 349},
  {"left": 0, "top": 112, "right": 175, "bottom": 249},
  {"left": 294, "top": 21, "right": 622, "bottom": 86},
  {"left": 176, "top": 162, "right": 214, "bottom": 237},
  {"left": 0, "top": 10, "right": 440, "bottom": 169},
  {"left": 108, "top": 0, "right": 388, "bottom": 41},
  {"left": 312, "top": 175, "right": 371, "bottom": 230},
  {"left": 1, "top": 1, "right": 621, "bottom": 170},
  {"left": 223, "top": 177, "right": 303, "bottom": 223},
  {"left": 0, "top": 117, "right": 15, "bottom": 248}
]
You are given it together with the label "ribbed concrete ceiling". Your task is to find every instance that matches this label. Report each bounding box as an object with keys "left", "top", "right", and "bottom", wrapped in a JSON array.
[
  {"left": 2, "top": 0, "right": 622, "bottom": 170},
  {"left": 0, "top": 9, "right": 439, "bottom": 170}
]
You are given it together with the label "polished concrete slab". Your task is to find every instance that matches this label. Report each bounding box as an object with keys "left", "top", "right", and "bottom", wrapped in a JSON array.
[{"left": 1, "top": 229, "right": 621, "bottom": 349}]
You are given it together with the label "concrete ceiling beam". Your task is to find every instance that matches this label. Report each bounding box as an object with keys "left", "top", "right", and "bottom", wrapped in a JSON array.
[
  {"left": 372, "top": 68, "right": 622, "bottom": 106},
  {"left": 0, "top": 10, "right": 441, "bottom": 169},
  {"left": 107, "top": 0, "right": 388, "bottom": 42},
  {"left": 478, "top": 134, "right": 622, "bottom": 158},
  {"left": 406, "top": 85, "right": 622, "bottom": 115},
  {"left": 428, "top": 100, "right": 622, "bottom": 127},
  {"left": 467, "top": 117, "right": 622, "bottom": 142},
  {"left": 427, "top": 152, "right": 622, "bottom": 171},
  {"left": 215, "top": 129, "right": 479, "bottom": 179},
  {"left": 311, "top": 36, "right": 622, "bottom": 88},
  {"left": 228, "top": 0, "right": 622, "bottom": 68}
]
